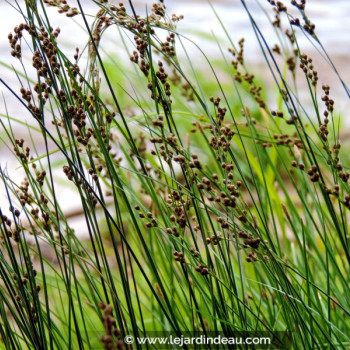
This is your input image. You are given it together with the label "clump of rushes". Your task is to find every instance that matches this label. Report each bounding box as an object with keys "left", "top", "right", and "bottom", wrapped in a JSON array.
[{"left": 0, "top": 0, "right": 348, "bottom": 349}]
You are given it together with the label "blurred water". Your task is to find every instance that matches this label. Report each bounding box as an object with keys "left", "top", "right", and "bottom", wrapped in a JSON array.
[{"left": 0, "top": 1, "right": 349, "bottom": 110}]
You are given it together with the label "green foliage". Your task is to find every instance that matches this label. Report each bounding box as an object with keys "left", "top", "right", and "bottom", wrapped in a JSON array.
[{"left": 0, "top": 0, "right": 349, "bottom": 349}]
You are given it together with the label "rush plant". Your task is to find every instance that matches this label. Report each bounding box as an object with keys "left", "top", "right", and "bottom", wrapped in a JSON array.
[{"left": 0, "top": 0, "right": 348, "bottom": 349}]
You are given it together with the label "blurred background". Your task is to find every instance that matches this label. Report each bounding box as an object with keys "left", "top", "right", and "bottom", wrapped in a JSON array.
[
  {"left": 1, "top": 1, "right": 350, "bottom": 95},
  {"left": 1, "top": 0, "right": 350, "bottom": 98}
]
